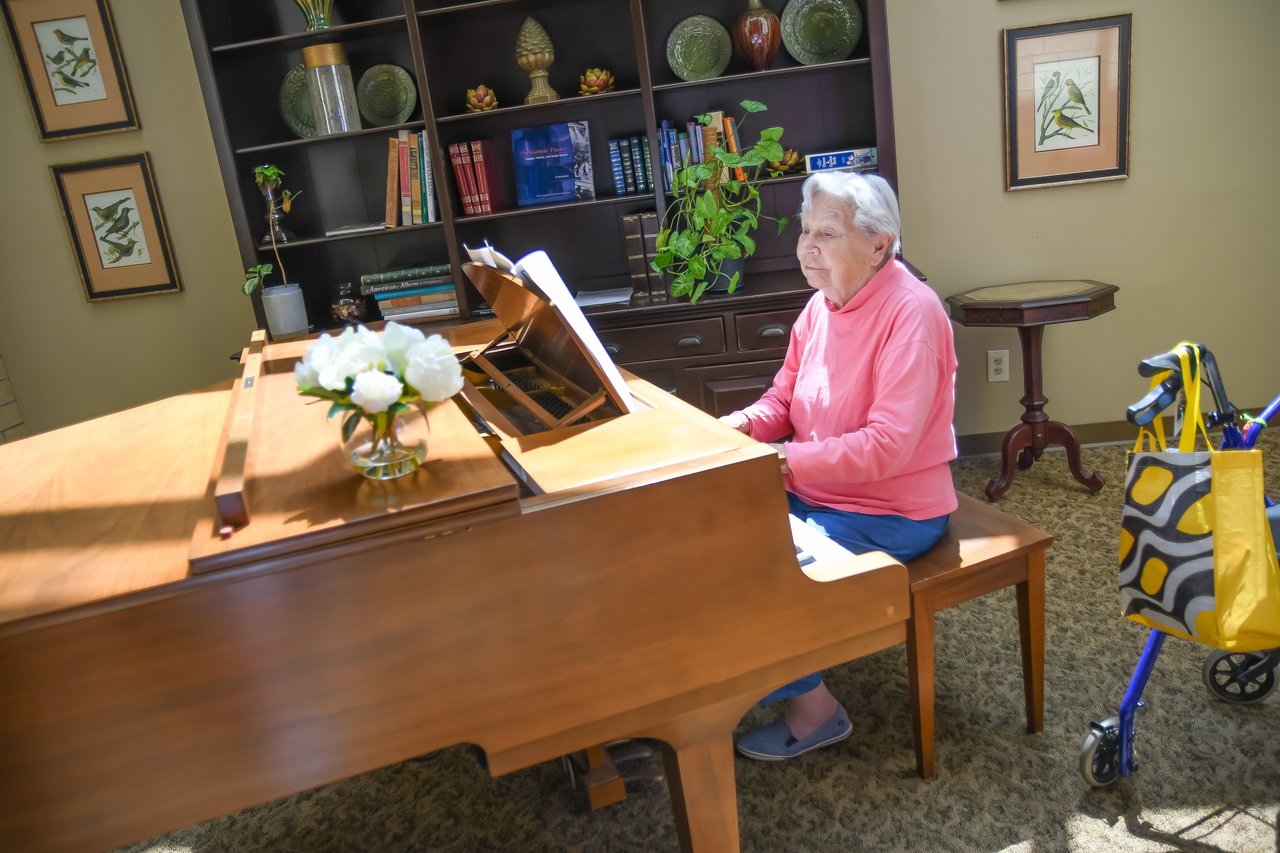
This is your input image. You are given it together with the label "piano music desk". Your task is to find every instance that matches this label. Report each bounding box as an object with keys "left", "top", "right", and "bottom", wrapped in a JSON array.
[{"left": 905, "top": 494, "right": 1053, "bottom": 778}]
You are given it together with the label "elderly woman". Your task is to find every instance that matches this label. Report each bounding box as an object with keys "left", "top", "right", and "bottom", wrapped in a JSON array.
[{"left": 720, "top": 171, "right": 958, "bottom": 761}]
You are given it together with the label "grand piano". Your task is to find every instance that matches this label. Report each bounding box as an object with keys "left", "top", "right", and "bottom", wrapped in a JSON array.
[{"left": 0, "top": 253, "right": 909, "bottom": 853}]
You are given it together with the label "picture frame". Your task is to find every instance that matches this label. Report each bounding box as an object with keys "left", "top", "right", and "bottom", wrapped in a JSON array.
[
  {"left": 1, "top": 0, "right": 138, "bottom": 141},
  {"left": 1002, "top": 14, "right": 1131, "bottom": 190},
  {"left": 51, "top": 153, "right": 181, "bottom": 302}
]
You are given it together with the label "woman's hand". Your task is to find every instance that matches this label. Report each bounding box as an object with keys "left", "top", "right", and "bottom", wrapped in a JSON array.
[{"left": 719, "top": 411, "right": 751, "bottom": 434}]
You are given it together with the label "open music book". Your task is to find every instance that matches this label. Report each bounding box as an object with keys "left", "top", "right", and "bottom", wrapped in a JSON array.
[{"left": 465, "top": 243, "right": 633, "bottom": 413}]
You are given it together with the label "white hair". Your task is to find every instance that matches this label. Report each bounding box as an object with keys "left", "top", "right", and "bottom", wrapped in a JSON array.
[{"left": 799, "top": 171, "right": 902, "bottom": 256}]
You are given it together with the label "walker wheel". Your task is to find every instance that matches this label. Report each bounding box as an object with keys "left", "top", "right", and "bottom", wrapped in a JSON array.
[
  {"left": 1079, "top": 716, "right": 1122, "bottom": 787},
  {"left": 1202, "top": 650, "right": 1277, "bottom": 704}
]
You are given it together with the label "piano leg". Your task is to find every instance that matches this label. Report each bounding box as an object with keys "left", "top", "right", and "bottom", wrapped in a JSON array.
[{"left": 660, "top": 734, "right": 740, "bottom": 852}]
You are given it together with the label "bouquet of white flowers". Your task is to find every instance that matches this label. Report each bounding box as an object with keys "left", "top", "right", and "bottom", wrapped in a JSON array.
[{"left": 294, "top": 322, "right": 465, "bottom": 478}]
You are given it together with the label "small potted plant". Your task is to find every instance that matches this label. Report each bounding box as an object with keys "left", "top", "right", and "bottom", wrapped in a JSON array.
[
  {"left": 650, "top": 100, "right": 788, "bottom": 304},
  {"left": 245, "top": 164, "right": 307, "bottom": 337}
]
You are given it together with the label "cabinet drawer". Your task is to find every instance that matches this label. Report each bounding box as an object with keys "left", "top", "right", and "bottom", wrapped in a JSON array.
[
  {"left": 735, "top": 309, "right": 799, "bottom": 352},
  {"left": 598, "top": 318, "right": 726, "bottom": 364}
]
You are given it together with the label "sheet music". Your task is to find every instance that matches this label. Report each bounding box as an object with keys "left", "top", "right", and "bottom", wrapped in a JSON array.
[{"left": 465, "top": 244, "right": 633, "bottom": 413}]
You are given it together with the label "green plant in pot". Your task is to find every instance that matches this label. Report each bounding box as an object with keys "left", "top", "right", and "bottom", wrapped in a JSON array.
[
  {"left": 244, "top": 165, "right": 308, "bottom": 336},
  {"left": 651, "top": 100, "right": 788, "bottom": 304}
]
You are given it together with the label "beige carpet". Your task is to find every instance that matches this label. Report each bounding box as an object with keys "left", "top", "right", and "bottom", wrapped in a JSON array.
[{"left": 119, "top": 433, "right": 1280, "bottom": 852}]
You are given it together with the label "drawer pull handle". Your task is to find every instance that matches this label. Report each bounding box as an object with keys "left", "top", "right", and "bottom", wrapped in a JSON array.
[
  {"left": 604, "top": 344, "right": 621, "bottom": 357},
  {"left": 758, "top": 323, "right": 788, "bottom": 339},
  {"left": 675, "top": 334, "right": 703, "bottom": 348}
]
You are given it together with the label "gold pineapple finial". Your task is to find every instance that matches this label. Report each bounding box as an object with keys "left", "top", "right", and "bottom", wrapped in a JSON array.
[{"left": 516, "top": 17, "right": 558, "bottom": 104}]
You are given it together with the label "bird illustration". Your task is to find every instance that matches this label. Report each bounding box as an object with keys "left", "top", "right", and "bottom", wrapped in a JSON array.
[
  {"left": 90, "top": 198, "right": 130, "bottom": 226},
  {"left": 1051, "top": 108, "right": 1093, "bottom": 137},
  {"left": 102, "top": 236, "right": 138, "bottom": 264},
  {"left": 44, "top": 49, "right": 69, "bottom": 67},
  {"left": 1063, "top": 78, "right": 1091, "bottom": 115},
  {"left": 52, "top": 70, "right": 90, "bottom": 92},
  {"left": 70, "top": 47, "right": 97, "bottom": 77},
  {"left": 101, "top": 207, "right": 135, "bottom": 238},
  {"left": 1036, "top": 71, "right": 1060, "bottom": 112},
  {"left": 51, "top": 28, "right": 89, "bottom": 47}
]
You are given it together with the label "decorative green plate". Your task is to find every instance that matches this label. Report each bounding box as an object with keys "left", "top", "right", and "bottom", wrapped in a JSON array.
[
  {"left": 666, "top": 15, "right": 732, "bottom": 82},
  {"left": 278, "top": 64, "right": 316, "bottom": 139},
  {"left": 780, "top": 0, "right": 863, "bottom": 66},
  {"left": 356, "top": 64, "right": 417, "bottom": 127}
]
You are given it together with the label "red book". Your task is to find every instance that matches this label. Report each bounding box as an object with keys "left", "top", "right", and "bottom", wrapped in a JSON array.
[
  {"left": 397, "top": 130, "right": 412, "bottom": 225},
  {"left": 469, "top": 139, "right": 503, "bottom": 215},
  {"left": 447, "top": 142, "right": 478, "bottom": 215}
]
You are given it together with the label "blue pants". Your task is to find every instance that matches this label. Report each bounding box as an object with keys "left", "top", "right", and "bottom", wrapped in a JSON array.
[{"left": 759, "top": 493, "right": 950, "bottom": 706}]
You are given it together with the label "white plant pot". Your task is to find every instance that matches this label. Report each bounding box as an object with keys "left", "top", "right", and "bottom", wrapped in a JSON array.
[{"left": 261, "top": 283, "right": 308, "bottom": 337}]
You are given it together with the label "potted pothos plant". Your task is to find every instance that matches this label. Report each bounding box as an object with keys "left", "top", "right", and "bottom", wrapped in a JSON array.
[
  {"left": 243, "top": 164, "right": 308, "bottom": 336},
  {"left": 650, "top": 100, "right": 788, "bottom": 304}
]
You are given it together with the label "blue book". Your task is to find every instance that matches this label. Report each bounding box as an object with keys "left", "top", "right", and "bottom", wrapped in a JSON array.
[
  {"left": 606, "top": 138, "right": 627, "bottom": 196},
  {"left": 372, "top": 283, "right": 455, "bottom": 300},
  {"left": 628, "top": 137, "right": 648, "bottom": 193},
  {"left": 510, "top": 121, "right": 595, "bottom": 207}
]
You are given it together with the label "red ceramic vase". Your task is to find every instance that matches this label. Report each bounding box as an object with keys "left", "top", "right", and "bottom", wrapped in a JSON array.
[{"left": 734, "top": 0, "right": 781, "bottom": 72}]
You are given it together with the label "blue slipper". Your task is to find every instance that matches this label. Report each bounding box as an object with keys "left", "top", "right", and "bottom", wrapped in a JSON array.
[{"left": 735, "top": 704, "right": 852, "bottom": 761}]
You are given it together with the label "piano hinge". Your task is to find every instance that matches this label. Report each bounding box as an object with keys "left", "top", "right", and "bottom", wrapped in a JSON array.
[{"left": 421, "top": 526, "right": 473, "bottom": 542}]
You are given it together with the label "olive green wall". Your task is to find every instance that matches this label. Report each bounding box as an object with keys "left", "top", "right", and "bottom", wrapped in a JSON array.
[
  {"left": 0, "top": 1, "right": 1275, "bottom": 437},
  {"left": 0, "top": 0, "right": 249, "bottom": 435},
  {"left": 888, "top": 0, "right": 1280, "bottom": 436}
]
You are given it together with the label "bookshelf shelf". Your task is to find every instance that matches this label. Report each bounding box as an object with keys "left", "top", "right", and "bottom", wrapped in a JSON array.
[{"left": 182, "top": 0, "right": 898, "bottom": 412}]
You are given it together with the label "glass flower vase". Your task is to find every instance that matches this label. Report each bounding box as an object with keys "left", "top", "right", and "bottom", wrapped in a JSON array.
[
  {"left": 293, "top": 0, "right": 333, "bottom": 32},
  {"left": 341, "top": 405, "right": 430, "bottom": 480}
]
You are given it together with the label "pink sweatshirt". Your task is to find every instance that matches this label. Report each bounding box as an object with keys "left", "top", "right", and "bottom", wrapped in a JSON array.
[{"left": 741, "top": 259, "right": 959, "bottom": 520}]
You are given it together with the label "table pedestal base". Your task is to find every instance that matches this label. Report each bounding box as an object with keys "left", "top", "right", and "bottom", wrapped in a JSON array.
[
  {"left": 984, "top": 325, "right": 1105, "bottom": 502},
  {"left": 986, "top": 418, "right": 1104, "bottom": 502}
]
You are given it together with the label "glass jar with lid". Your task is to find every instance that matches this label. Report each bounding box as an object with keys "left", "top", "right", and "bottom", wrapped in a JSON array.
[{"left": 303, "top": 43, "right": 361, "bottom": 135}]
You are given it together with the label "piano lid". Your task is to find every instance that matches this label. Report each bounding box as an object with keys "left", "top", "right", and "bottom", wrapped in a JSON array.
[{"left": 462, "top": 251, "right": 632, "bottom": 418}]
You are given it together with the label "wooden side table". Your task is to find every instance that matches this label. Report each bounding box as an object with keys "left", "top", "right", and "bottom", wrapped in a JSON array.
[{"left": 946, "top": 280, "right": 1118, "bottom": 501}]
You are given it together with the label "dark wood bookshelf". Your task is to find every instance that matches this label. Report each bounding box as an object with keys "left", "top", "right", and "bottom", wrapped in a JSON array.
[{"left": 181, "top": 0, "right": 899, "bottom": 414}]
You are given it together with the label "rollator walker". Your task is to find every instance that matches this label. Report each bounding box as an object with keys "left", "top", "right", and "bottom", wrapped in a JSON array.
[{"left": 1079, "top": 343, "right": 1280, "bottom": 787}]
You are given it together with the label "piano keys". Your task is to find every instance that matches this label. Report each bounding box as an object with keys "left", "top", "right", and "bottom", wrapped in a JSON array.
[{"left": 0, "top": 255, "right": 910, "bottom": 853}]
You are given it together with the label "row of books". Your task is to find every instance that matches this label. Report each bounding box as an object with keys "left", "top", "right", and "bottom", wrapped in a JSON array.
[
  {"left": 622, "top": 211, "right": 666, "bottom": 305},
  {"left": 606, "top": 135, "right": 654, "bottom": 197},
  {"left": 655, "top": 111, "right": 744, "bottom": 192},
  {"left": 448, "top": 139, "right": 502, "bottom": 216},
  {"left": 384, "top": 130, "right": 440, "bottom": 228},
  {"left": 359, "top": 262, "right": 460, "bottom": 323}
]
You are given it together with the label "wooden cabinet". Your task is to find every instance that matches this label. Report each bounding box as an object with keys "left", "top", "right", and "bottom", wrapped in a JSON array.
[{"left": 180, "top": 0, "right": 896, "bottom": 412}]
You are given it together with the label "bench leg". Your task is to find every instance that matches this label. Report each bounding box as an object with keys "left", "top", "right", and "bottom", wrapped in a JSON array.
[
  {"left": 1015, "top": 549, "right": 1046, "bottom": 733},
  {"left": 905, "top": 596, "right": 936, "bottom": 779}
]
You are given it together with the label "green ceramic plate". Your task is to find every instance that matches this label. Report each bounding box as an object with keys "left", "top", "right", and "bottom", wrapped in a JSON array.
[
  {"left": 666, "top": 15, "right": 732, "bottom": 82},
  {"left": 278, "top": 63, "right": 316, "bottom": 139},
  {"left": 356, "top": 64, "right": 417, "bottom": 127},
  {"left": 780, "top": 0, "right": 863, "bottom": 66}
]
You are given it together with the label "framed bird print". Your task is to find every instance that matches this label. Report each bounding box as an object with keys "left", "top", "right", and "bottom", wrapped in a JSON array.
[
  {"left": 51, "top": 153, "right": 181, "bottom": 301},
  {"left": 1002, "top": 15, "right": 1131, "bottom": 190},
  {"left": 1, "top": 0, "right": 138, "bottom": 141}
]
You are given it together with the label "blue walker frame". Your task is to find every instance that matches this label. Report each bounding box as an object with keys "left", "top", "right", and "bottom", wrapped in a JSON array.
[{"left": 1083, "top": 344, "right": 1280, "bottom": 786}]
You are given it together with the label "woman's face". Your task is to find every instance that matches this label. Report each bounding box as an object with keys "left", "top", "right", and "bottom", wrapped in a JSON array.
[{"left": 796, "top": 193, "right": 892, "bottom": 308}]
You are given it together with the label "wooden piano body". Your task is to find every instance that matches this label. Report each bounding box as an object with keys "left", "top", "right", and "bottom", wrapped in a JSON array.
[{"left": 0, "top": 263, "right": 909, "bottom": 853}]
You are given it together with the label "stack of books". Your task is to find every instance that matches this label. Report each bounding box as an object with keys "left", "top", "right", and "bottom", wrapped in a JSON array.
[
  {"left": 447, "top": 140, "right": 502, "bottom": 216},
  {"left": 360, "top": 262, "right": 459, "bottom": 323},
  {"left": 385, "top": 130, "right": 441, "bottom": 228},
  {"left": 656, "top": 110, "right": 742, "bottom": 191},
  {"left": 606, "top": 135, "right": 653, "bottom": 197}
]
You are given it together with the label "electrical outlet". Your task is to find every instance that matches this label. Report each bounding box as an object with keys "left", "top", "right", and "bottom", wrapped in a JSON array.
[{"left": 987, "top": 349, "right": 1010, "bottom": 383}]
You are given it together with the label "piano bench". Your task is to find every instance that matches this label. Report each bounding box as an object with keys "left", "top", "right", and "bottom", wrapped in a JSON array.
[{"left": 905, "top": 493, "right": 1053, "bottom": 779}]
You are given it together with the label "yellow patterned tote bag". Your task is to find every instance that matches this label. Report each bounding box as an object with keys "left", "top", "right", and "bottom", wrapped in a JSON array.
[{"left": 1118, "top": 345, "right": 1280, "bottom": 651}]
